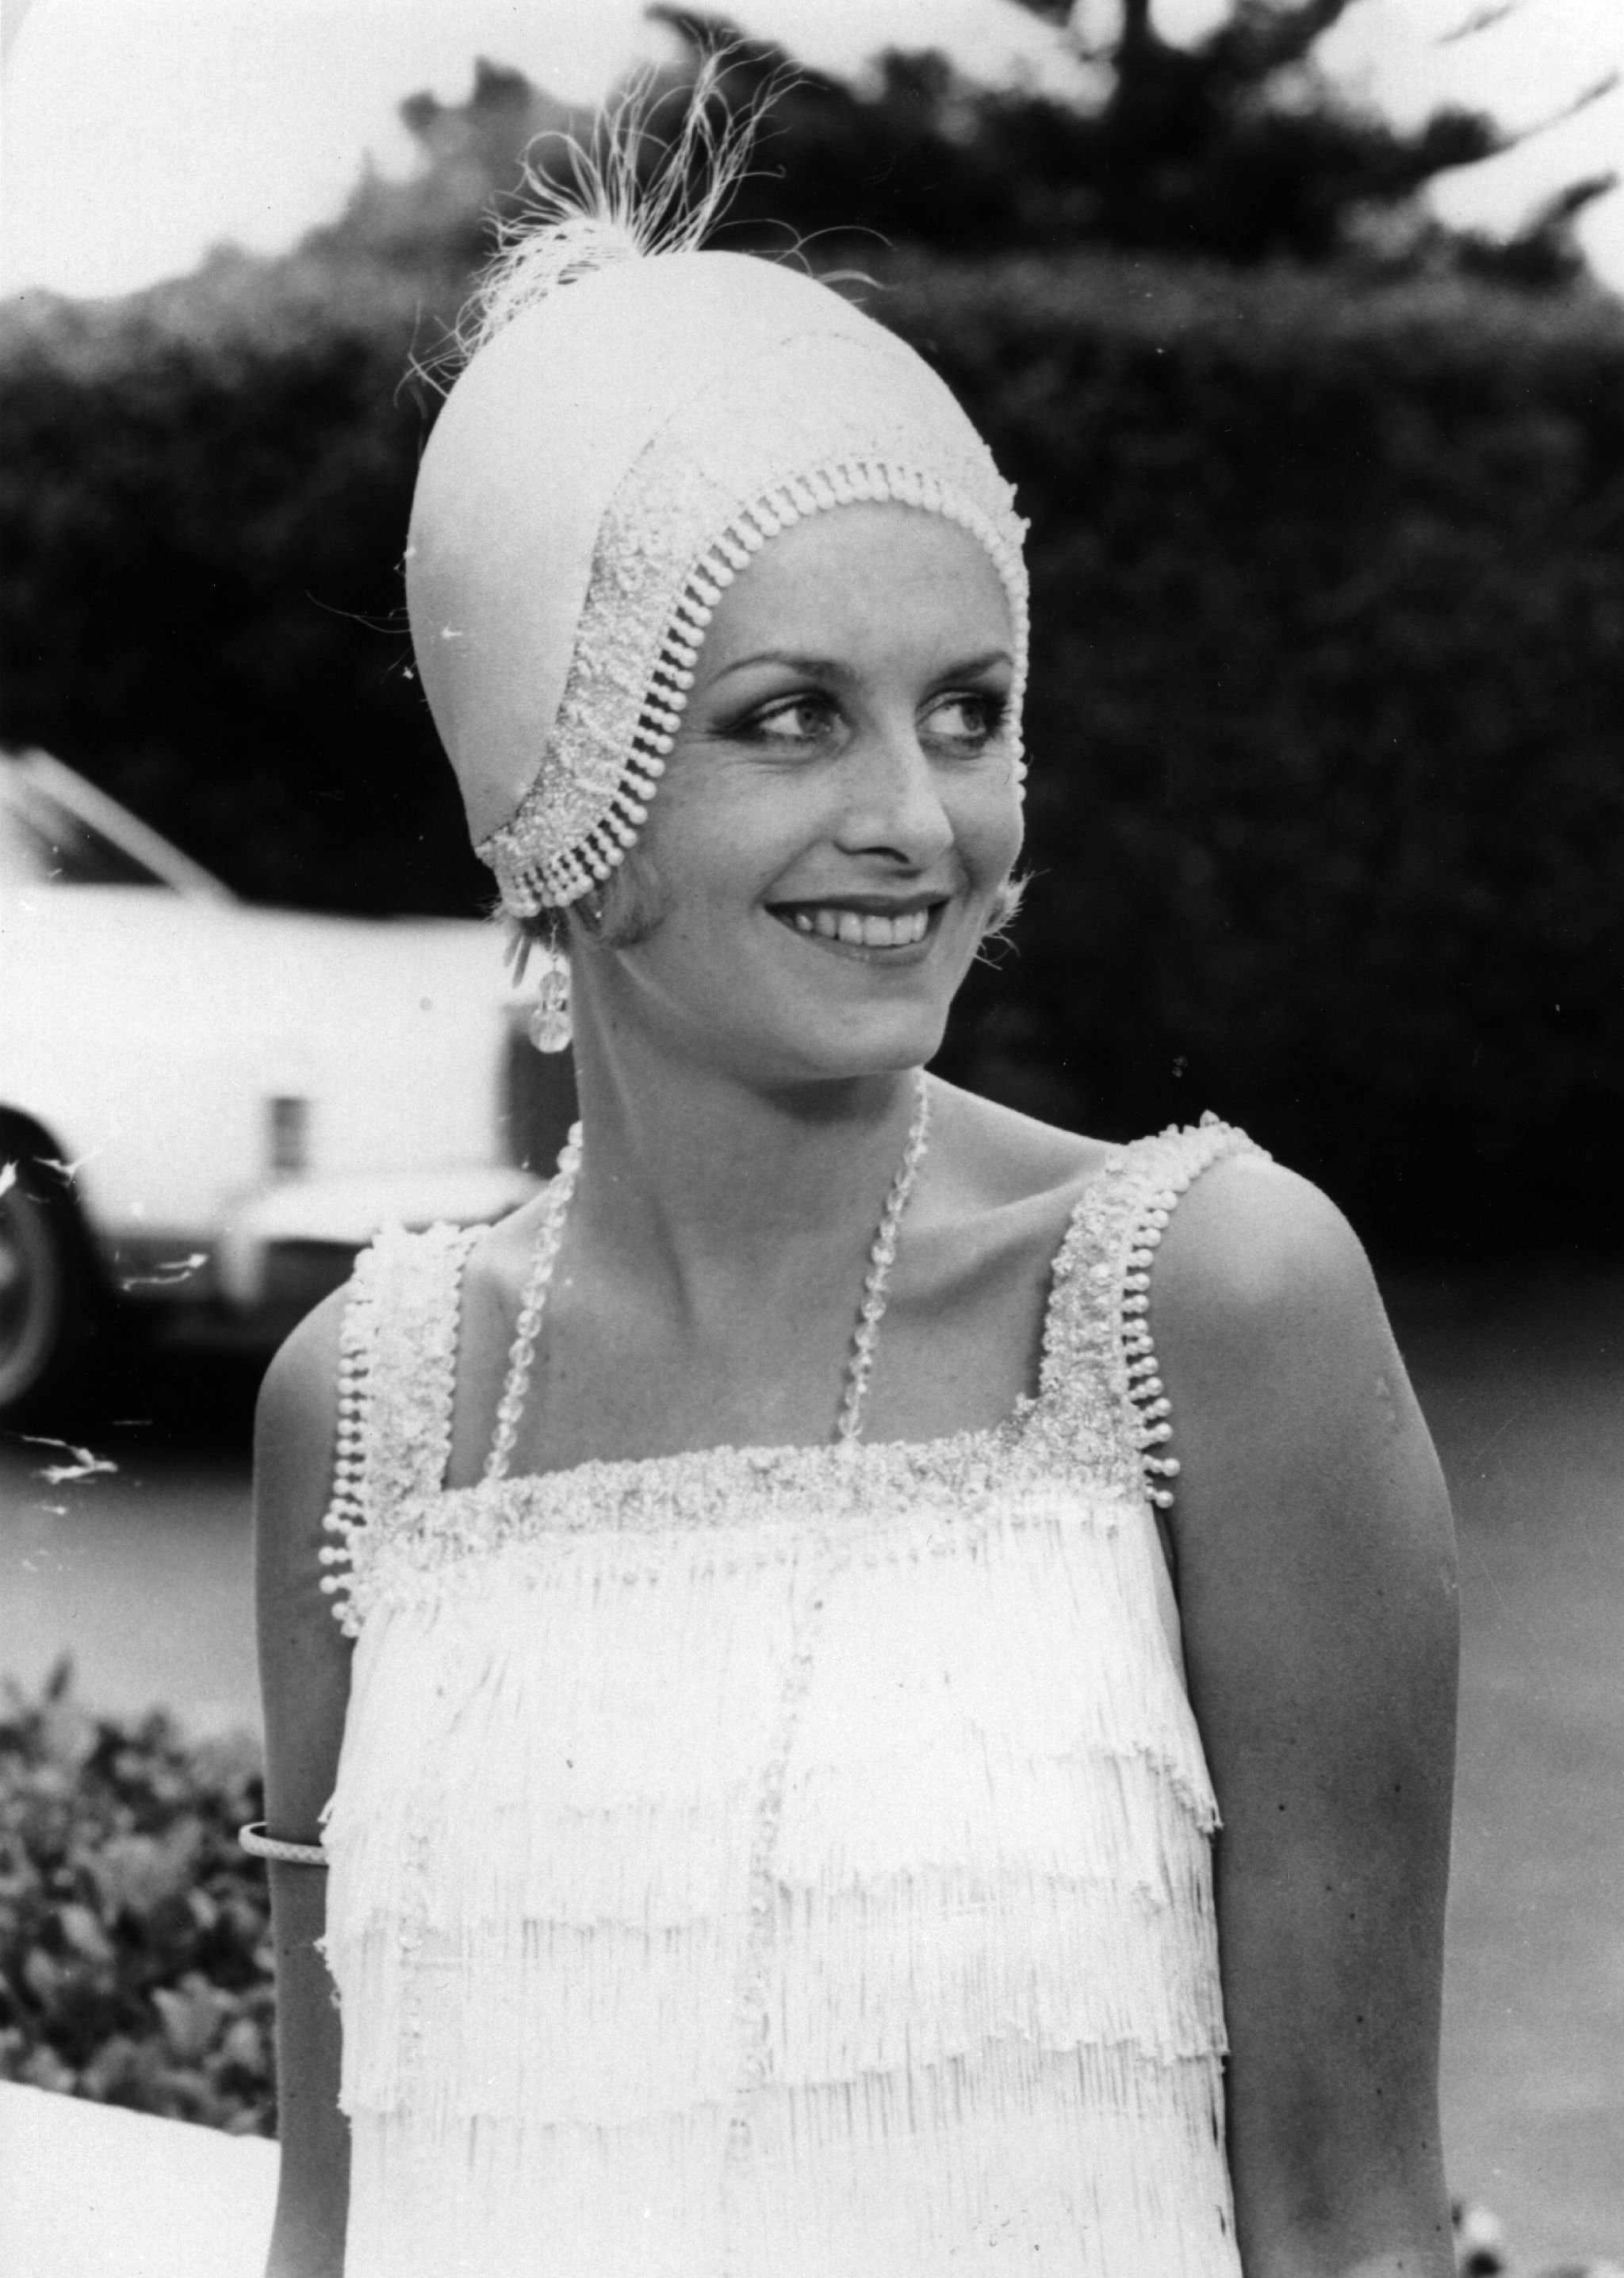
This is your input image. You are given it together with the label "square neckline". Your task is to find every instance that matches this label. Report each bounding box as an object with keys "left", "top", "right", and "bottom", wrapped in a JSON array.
[
  {"left": 432, "top": 1396, "right": 1044, "bottom": 1507},
  {"left": 320, "top": 1121, "right": 1260, "bottom": 1639},
  {"left": 431, "top": 1180, "right": 1099, "bottom": 1502}
]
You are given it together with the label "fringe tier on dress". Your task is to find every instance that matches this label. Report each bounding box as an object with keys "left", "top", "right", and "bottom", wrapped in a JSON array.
[{"left": 319, "top": 1122, "right": 1258, "bottom": 2276}]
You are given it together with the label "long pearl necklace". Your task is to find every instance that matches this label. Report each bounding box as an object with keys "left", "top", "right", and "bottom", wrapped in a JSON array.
[
  {"left": 484, "top": 1068, "right": 932, "bottom": 1482},
  {"left": 835, "top": 1068, "right": 931, "bottom": 1444}
]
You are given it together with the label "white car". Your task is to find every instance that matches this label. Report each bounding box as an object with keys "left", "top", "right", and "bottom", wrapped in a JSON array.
[{"left": 0, "top": 749, "right": 570, "bottom": 1418}]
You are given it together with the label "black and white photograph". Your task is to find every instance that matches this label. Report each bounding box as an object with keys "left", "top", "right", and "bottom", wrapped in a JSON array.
[{"left": 2, "top": 2, "right": 1620, "bottom": 2273}]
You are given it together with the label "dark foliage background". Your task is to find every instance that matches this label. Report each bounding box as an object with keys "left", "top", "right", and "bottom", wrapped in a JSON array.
[
  {"left": 2, "top": 10, "right": 1621, "bottom": 1259},
  {"left": 0, "top": 1662, "right": 274, "bottom": 2133},
  {"left": 0, "top": 267, "right": 485, "bottom": 917}
]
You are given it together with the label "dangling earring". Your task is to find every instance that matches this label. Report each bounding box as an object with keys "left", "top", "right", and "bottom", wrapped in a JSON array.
[{"left": 527, "top": 949, "right": 572, "bottom": 1052}]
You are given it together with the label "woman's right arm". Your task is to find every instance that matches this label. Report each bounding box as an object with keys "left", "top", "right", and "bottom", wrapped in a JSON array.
[{"left": 254, "top": 1288, "right": 355, "bottom": 2278}]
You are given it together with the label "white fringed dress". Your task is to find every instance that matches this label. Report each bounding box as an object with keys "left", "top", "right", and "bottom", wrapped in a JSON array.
[{"left": 318, "top": 1121, "right": 1257, "bottom": 2276}]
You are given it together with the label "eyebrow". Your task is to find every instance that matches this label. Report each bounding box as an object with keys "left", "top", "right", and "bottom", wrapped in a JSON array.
[{"left": 707, "top": 646, "right": 1015, "bottom": 688}]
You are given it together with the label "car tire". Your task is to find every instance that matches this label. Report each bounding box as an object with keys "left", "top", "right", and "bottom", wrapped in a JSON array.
[{"left": 0, "top": 1128, "right": 101, "bottom": 1422}]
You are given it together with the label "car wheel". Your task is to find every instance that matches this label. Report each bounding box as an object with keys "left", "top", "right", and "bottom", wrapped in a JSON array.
[{"left": 0, "top": 1140, "right": 98, "bottom": 1421}]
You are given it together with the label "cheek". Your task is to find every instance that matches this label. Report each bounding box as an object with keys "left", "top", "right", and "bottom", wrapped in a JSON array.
[
  {"left": 951, "top": 772, "right": 1025, "bottom": 889},
  {"left": 647, "top": 751, "right": 827, "bottom": 903},
  {"left": 631, "top": 772, "right": 786, "bottom": 930}
]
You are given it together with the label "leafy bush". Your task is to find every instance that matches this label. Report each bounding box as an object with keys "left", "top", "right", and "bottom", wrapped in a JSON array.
[{"left": 0, "top": 1662, "right": 274, "bottom": 2135}]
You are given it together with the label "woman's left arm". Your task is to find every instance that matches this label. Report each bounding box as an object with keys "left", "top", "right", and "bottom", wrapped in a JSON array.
[{"left": 1154, "top": 1155, "right": 1459, "bottom": 2278}]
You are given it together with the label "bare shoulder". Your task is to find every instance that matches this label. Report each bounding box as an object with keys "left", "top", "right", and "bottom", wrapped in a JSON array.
[
  {"left": 1148, "top": 1150, "right": 1437, "bottom": 1538},
  {"left": 255, "top": 1284, "right": 350, "bottom": 1548},
  {"left": 1152, "top": 1149, "right": 1385, "bottom": 1365},
  {"left": 255, "top": 1282, "right": 353, "bottom": 1628},
  {"left": 1147, "top": 1144, "right": 1454, "bottom": 1647},
  {"left": 255, "top": 1286, "right": 355, "bottom": 1835},
  {"left": 259, "top": 1283, "right": 348, "bottom": 1432}
]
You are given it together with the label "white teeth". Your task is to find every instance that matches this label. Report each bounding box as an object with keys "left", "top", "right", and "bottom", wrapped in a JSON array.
[{"left": 782, "top": 905, "right": 933, "bottom": 947}]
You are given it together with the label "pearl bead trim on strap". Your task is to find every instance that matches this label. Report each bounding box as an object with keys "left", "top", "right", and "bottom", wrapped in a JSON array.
[
  {"left": 1120, "top": 1111, "right": 1250, "bottom": 1512},
  {"left": 316, "top": 1238, "right": 383, "bottom": 1604}
]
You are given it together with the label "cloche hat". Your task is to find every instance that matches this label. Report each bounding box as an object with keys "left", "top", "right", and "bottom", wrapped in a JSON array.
[{"left": 406, "top": 97, "right": 1029, "bottom": 917}]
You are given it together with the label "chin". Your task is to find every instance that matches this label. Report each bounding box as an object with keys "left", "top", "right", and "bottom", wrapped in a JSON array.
[{"left": 776, "top": 999, "right": 951, "bottom": 1083}]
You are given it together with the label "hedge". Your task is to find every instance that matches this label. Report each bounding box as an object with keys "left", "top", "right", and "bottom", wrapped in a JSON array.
[
  {"left": 2, "top": 250, "right": 1620, "bottom": 1257},
  {"left": 0, "top": 1662, "right": 274, "bottom": 2134},
  {"left": 0, "top": 255, "right": 486, "bottom": 919}
]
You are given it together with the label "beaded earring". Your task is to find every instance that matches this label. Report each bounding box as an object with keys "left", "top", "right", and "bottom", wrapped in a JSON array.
[{"left": 527, "top": 949, "right": 572, "bottom": 1053}]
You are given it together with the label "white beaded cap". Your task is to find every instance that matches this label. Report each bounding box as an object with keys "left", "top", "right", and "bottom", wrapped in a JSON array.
[{"left": 408, "top": 245, "right": 1028, "bottom": 919}]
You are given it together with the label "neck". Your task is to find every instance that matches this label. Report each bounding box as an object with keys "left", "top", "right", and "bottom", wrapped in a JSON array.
[{"left": 564, "top": 1015, "right": 924, "bottom": 1313}]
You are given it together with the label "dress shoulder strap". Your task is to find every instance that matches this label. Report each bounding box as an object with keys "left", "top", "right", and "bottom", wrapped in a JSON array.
[
  {"left": 1035, "top": 1116, "right": 1267, "bottom": 1509},
  {"left": 319, "top": 1220, "right": 480, "bottom": 1636}
]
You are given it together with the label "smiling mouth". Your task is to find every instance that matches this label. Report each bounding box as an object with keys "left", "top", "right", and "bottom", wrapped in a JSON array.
[{"left": 769, "top": 902, "right": 941, "bottom": 951}]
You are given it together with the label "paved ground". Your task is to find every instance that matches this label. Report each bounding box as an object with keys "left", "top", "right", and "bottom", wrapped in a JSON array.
[
  {"left": 0, "top": 1354, "right": 259, "bottom": 1733},
  {"left": 1387, "top": 1267, "right": 1624, "bottom": 2268},
  {"left": 2, "top": 1270, "right": 1620, "bottom": 2264}
]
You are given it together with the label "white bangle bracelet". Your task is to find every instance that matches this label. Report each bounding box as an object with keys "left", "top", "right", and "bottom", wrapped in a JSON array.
[{"left": 239, "top": 1820, "right": 327, "bottom": 1867}]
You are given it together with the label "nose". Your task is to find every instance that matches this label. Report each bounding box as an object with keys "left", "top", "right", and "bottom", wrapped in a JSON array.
[{"left": 833, "top": 715, "right": 955, "bottom": 871}]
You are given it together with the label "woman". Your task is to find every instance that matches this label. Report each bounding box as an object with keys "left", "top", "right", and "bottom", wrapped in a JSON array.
[{"left": 251, "top": 130, "right": 1458, "bottom": 2278}]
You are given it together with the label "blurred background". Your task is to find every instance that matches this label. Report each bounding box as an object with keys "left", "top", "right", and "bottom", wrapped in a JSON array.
[{"left": 2, "top": 2, "right": 1621, "bottom": 2268}]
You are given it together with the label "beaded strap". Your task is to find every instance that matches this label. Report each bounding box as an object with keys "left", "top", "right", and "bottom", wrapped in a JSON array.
[
  {"left": 1121, "top": 1116, "right": 1266, "bottom": 1510},
  {"left": 319, "top": 1222, "right": 481, "bottom": 1634},
  {"left": 316, "top": 1239, "right": 385, "bottom": 1626},
  {"left": 1040, "top": 1114, "right": 1266, "bottom": 1513}
]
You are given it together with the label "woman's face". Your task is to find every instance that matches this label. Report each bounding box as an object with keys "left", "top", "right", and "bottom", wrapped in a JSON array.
[{"left": 576, "top": 500, "right": 1023, "bottom": 1085}]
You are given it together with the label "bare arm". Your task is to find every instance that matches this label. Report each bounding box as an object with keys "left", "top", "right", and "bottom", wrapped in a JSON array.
[
  {"left": 255, "top": 1290, "right": 355, "bottom": 2278},
  {"left": 1155, "top": 1157, "right": 1458, "bottom": 2278}
]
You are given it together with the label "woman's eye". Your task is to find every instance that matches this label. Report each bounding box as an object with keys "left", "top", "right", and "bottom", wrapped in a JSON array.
[
  {"left": 724, "top": 686, "right": 1006, "bottom": 750},
  {"left": 738, "top": 696, "right": 837, "bottom": 744},
  {"left": 922, "top": 692, "right": 1005, "bottom": 747}
]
